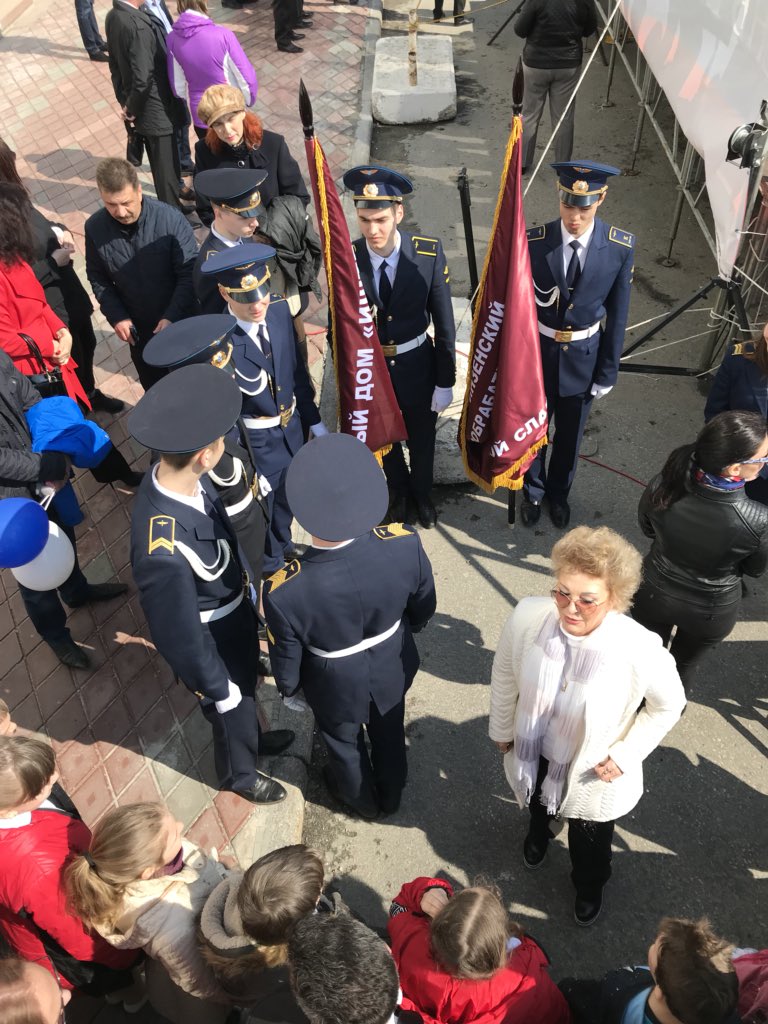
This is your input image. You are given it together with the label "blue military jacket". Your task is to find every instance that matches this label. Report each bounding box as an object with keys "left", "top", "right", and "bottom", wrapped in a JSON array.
[
  {"left": 193, "top": 231, "right": 229, "bottom": 315},
  {"left": 353, "top": 233, "right": 456, "bottom": 407},
  {"left": 528, "top": 217, "right": 634, "bottom": 397},
  {"left": 232, "top": 299, "right": 320, "bottom": 478},
  {"left": 130, "top": 470, "right": 260, "bottom": 703},
  {"left": 263, "top": 524, "right": 437, "bottom": 726}
]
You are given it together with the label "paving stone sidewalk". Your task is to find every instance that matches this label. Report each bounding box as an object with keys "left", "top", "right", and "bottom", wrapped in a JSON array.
[{"left": 0, "top": 1, "right": 372, "bottom": 1016}]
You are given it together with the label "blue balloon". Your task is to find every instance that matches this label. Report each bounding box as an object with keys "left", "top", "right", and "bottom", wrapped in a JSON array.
[{"left": 0, "top": 498, "right": 50, "bottom": 568}]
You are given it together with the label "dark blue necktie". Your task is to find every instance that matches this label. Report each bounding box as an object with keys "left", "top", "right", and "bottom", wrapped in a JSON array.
[
  {"left": 378, "top": 260, "right": 392, "bottom": 308},
  {"left": 566, "top": 239, "right": 581, "bottom": 291}
]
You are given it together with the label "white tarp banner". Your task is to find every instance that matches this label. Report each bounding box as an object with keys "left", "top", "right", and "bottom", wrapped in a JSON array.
[{"left": 619, "top": 0, "right": 768, "bottom": 277}]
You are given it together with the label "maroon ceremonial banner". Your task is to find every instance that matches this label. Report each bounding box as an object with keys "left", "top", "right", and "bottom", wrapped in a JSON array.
[
  {"left": 304, "top": 134, "right": 406, "bottom": 460},
  {"left": 458, "top": 116, "right": 548, "bottom": 491}
]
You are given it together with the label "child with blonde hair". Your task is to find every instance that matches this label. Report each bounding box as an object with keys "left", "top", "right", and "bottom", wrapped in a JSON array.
[
  {"left": 65, "top": 801, "right": 230, "bottom": 1024},
  {"left": 0, "top": 697, "right": 17, "bottom": 735},
  {"left": 388, "top": 876, "right": 571, "bottom": 1024}
]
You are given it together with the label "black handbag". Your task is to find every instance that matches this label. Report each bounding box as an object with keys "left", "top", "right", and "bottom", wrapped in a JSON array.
[{"left": 19, "top": 332, "right": 67, "bottom": 399}]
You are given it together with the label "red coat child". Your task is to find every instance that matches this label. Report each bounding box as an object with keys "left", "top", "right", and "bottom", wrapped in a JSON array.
[
  {"left": 0, "top": 259, "right": 89, "bottom": 407},
  {"left": 0, "top": 799, "right": 138, "bottom": 989},
  {"left": 387, "top": 877, "right": 571, "bottom": 1024}
]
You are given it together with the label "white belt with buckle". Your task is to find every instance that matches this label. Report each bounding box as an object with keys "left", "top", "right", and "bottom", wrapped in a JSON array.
[
  {"left": 200, "top": 591, "right": 243, "bottom": 623},
  {"left": 538, "top": 322, "right": 601, "bottom": 343},
  {"left": 243, "top": 399, "right": 296, "bottom": 430},
  {"left": 380, "top": 333, "right": 427, "bottom": 358},
  {"left": 307, "top": 618, "right": 401, "bottom": 659}
]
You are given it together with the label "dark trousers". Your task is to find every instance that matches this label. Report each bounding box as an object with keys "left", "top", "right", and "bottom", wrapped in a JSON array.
[
  {"left": 528, "top": 756, "right": 614, "bottom": 899},
  {"left": 131, "top": 338, "right": 168, "bottom": 393},
  {"left": 201, "top": 694, "right": 261, "bottom": 790},
  {"left": 74, "top": 0, "right": 105, "bottom": 54},
  {"left": 273, "top": 0, "right": 300, "bottom": 46},
  {"left": 70, "top": 313, "right": 97, "bottom": 396},
  {"left": 144, "top": 133, "right": 182, "bottom": 211},
  {"left": 383, "top": 403, "right": 438, "bottom": 501},
  {"left": 319, "top": 697, "right": 407, "bottom": 810},
  {"left": 262, "top": 465, "right": 292, "bottom": 575},
  {"left": 524, "top": 391, "right": 593, "bottom": 504},
  {"left": 631, "top": 581, "right": 740, "bottom": 690},
  {"left": 18, "top": 522, "right": 89, "bottom": 645}
]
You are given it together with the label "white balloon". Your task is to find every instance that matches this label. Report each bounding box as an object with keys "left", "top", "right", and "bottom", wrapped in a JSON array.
[{"left": 11, "top": 522, "right": 76, "bottom": 591}]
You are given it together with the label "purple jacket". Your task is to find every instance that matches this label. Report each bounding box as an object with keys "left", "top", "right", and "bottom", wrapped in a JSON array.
[{"left": 167, "top": 11, "right": 257, "bottom": 128}]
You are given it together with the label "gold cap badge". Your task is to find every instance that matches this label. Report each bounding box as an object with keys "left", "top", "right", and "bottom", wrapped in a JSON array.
[
  {"left": 573, "top": 180, "right": 589, "bottom": 194},
  {"left": 362, "top": 183, "right": 379, "bottom": 197}
]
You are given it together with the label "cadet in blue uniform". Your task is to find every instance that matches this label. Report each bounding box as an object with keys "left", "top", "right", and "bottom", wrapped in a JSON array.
[
  {"left": 200, "top": 244, "right": 325, "bottom": 575},
  {"left": 192, "top": 169, "right": 268, "bottom": 315},
  {"left": 128, "top": 364, "right": 293, "bottom": 804},
  {"left": 264, "top": 433, "right": 437, "bottom": 819},
  {"left": 521, "top": 161, "right": 635, "bottom": 528},
  {"left": 343, "top": 165, "right": 456, "bottom": 529}
]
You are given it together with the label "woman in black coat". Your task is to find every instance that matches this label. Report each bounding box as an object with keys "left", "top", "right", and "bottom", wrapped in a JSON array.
[
  {"left": 193, "top": 84, "right": 308, "bottom": 227},
  {"left": 632, "top": 410, "right": 768, "bottom": 691}
]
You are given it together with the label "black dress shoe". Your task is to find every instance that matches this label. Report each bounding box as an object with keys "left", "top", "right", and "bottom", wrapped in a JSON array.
[
  {"left": 574, "top": 890, "right": 603, "bottom": 927},
  {"left": 89, "top": 51, "right": 109, "bottom": 62},
  {"left": 415, "top": 497, "right": 437, "bottom": 529},
  {"left": 322, "top": 766, "right": 378, "bottom": 819},
  {"left": 178, "top": 185, "right": 196, "bottom": 203},
  {"left": 520, "top": 499, "right": 541, "bottom": 526},
  {"left": 377, "top": 785, "right": 403, "bottom": 815},
  {"left": 523, "top": 830, "right": 550, "bottom": 869},
  {"left": 49, "top": 639, "right": 91, "bottom": 671},
  {"left": 453, "top": 14, "right": 472, "bottom": 23},
  {"left": 68, "top": 582, "right": 128, "bottom": 608},
  {"left": 277, "top": 41, "right": 303, "bottom": 52},
  {"left": 119, "top": 471, "right": 144, "bottom": 488},
  {"left": 259, "top": 729, "right": 295, "bottom": 756},
  {"left": 89, "top": 389, "right": 125, "bottom": 414},
  {"left": 290, "top": 31, "right": 305, "bottom": 39},
  {"left": 298, "top": 16, "right": 313, "bottom": 25},
  {"left": 387, "top": 493, "right": 408, "bottom": 525},
  {"left": 549, "top": 500, "right": 571, "bottom": 529},
  {"left": 232, "top": 772, "right": 287, "bottom": 804},
  {"left": 258, "top": 651, "right": 273, "bottom": 677}
]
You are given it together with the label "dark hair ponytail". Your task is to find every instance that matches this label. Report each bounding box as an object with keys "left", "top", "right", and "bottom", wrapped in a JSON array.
[{"left": 650, "top": 410, "right": 767, "bottom": 510}]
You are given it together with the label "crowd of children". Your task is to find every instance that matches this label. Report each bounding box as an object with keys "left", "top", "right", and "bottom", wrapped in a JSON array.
[{"left": 0, "top": 700, "right": 764, "bottom": 1024}]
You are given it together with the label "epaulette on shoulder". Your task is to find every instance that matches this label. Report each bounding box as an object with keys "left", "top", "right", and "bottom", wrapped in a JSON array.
[
  {"left": 266, "top": 558, "right": 301, "bottom": 593},
  {"left": 412, "top": 235, "right": 438, "bottom": 257},
  {"left": 527, "top": 225, "right": 546, "bottom": 242},
  {"left": 373, "top": 523, "right": 415, "bottom": 540},
  {"left": 148, "top": 515, "right": 175, "bottom": 555},
  {"left": 609, "top": 226, "right": 635, "bottom": 248}
]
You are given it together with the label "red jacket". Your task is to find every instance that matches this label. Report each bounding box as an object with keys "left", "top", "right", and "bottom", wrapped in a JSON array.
[
  {"left": 388, "top": 878, "right": 571, "bottom": 1024},
  {"left": 0, "top": 808, "right": 137, "bottom": 989},
  {"left": 0, "top": 259, "right": 89, "bottom": 407}
]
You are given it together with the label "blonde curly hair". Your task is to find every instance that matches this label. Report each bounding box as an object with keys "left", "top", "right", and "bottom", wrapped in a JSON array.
[{"left": 550, "top": 526, "right": 642, "bottom": 613}]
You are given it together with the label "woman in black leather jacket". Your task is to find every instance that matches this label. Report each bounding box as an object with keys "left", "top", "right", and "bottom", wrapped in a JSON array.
[{"left": 632, "top": 410, "right": 768, "bottom": 690}]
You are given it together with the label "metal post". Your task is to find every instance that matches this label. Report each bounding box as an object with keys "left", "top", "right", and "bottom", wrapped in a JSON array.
[
  {"left": 601, "top": 27, "right": 619, "bottom": 108},
  {"left": 408, "top": 10, "right": 418, "bottom": 86},
  {"left": 457, "top": 167, "right": 479, "bottom": 298},
  {"left": 508, "top": 489, "right": 516, "bottom": 525},
  {"left": 627, "top": 64, "right": 652, "bottom": 174}
]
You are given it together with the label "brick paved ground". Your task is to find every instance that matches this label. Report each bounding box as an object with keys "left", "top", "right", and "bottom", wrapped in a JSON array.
[{"left": 0, "top": 0, "right": 368, "bottom": 1016}]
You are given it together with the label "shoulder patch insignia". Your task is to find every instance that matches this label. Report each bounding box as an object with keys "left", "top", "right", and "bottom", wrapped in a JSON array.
[
  {"left": 148, "top": 516, "right": 175, "bottom": 555},
  {"left": 527, "top": 225, "right": 546, "bottom": 242},
  {"left": 266, "top": 558, "right": 301, "bottom": 593},
  {"left": 609, "top": 226, "right": 635, "bottom": 248},
  {"left": 412, "top": 236, "right": 438, "bottom": 257},
  {"left": 373, "top": 523, "right": 415, "bottom": 540}
]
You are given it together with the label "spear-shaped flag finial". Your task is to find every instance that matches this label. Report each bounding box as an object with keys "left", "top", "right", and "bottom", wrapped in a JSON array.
[
  {"left": 511, "top": 58, "right": 524, "bottom": 118},
  {"left": 299, "top": 79, "right": 314, "bottom": 140}
]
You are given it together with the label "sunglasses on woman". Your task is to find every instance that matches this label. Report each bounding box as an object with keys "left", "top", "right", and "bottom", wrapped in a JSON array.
[
  {"left": 550, "top": 587, "right": 606, "bottom": 615},
  {"left": 740, "top": 455, "right": 768, "bottom": 465}
]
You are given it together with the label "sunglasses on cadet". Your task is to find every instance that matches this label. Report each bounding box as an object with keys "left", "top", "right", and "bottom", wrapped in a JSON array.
[{"left": 550, "top": 587, "right": 607, "bottom": 614}]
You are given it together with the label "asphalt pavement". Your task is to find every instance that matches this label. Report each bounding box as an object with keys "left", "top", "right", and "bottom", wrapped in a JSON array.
[{"left": 303, "top": 0, "right": 768, "bottom": 981}]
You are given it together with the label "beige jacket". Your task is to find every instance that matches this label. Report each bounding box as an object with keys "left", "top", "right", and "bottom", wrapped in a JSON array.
[
  {"left": 97, "top": 840, "right": 228, "bottom": 1002},
  {"left": 489, "top": 597, "right": 686, "bottom": 822}
]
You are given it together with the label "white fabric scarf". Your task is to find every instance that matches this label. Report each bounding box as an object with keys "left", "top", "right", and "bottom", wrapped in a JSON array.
[{"left": 510, "top": 613, "right": 605, "bottom": 814}]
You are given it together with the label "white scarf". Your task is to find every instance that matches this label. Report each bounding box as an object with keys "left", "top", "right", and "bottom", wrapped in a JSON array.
[{"left": 510, "top": 613, "right": 606, "bottom": 814}]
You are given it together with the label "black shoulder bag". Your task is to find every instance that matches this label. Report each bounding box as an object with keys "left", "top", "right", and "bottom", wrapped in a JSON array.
[{"left": 19, "top": 332, "right": 67, "bottom": 399}]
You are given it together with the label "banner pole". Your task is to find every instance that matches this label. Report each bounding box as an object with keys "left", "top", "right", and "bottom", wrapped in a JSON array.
[{"left": 457, "top": 166, "right": 480, "bottom": 299}]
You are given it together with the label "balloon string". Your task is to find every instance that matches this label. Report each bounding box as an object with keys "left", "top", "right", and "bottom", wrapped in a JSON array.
[{"left": 38, "top": 490, "right": 55, "bottom": 511}]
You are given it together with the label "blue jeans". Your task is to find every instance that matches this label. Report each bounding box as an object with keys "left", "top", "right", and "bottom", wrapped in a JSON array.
[{"left": 74, "top": 0, "right": 105, "bottom": 54}]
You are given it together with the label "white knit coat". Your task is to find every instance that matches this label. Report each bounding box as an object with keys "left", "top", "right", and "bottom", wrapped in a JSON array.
[{"left": 488, "top": 597, "right": 686, "bottom": 822}]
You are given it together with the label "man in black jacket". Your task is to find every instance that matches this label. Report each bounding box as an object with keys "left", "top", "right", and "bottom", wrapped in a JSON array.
[
  {"left": 514, "top": 0, "right": 597, "bottom": 171},
  {"left": 85, "top": 158, "right": 198, "bottom": 392},
  {"left": 105, "top": 0, "right": 183, "bottom": 209},
  {"left": 0, "top": 352, "right": 127, "bottom": 669}
]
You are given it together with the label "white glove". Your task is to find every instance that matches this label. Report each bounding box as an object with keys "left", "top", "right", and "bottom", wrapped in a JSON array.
[
  {"left": 215, "top": 680, "right": 242, "bottom": 714},
  {"left": 590, "top": 384, "right": 613, "bottom": 400},
  {"left": 257, "top": 474, "right": 272, "bottom": 498},
  {"left": 283, "top": 691, "right": 310, "bottom": 713},
  {"left": 431, "top": 386, "right": 453, "bottom": 413},
  {"left": 310, "top": 421, "right": 329, "bottom": 438}
]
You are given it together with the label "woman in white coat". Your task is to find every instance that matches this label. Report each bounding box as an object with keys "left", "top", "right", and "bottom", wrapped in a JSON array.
[{"left": 489, "top": 526, "right": 685, "bottom": 928}]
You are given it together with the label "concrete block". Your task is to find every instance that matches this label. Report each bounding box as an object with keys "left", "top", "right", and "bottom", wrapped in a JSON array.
[{"left": 372, "top": 35, "right": 457, "bottom": 125}]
